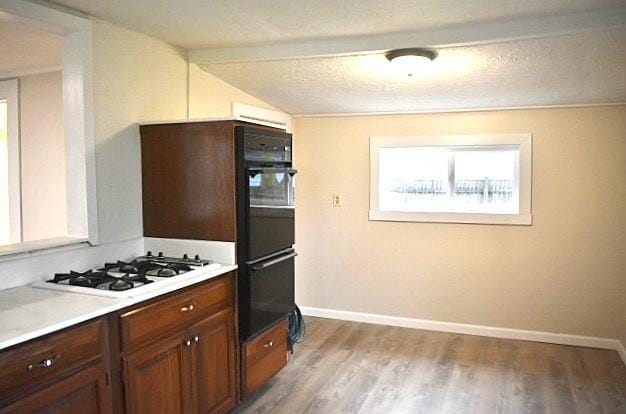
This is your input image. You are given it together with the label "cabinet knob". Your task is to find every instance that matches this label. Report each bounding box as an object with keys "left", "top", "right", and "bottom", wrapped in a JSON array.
[
  {"left": 263, "top": 340, "right": 274, "bottom": 348},
  {"left": 27, "top": 355, "right": 59, "bottom": 371},
  {"left": 193, "top": 336, "right": 200, "bottom": 343},
  {"left": 180, "top": 304, "right": 195, "bottom": 312},
  {"left": 184, "top": 339, "right": 192, "bottom": 347}
]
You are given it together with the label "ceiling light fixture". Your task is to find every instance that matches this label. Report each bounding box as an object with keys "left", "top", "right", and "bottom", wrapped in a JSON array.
[{"left": 385, "top": 48, "right": 437, "bottom": 76}]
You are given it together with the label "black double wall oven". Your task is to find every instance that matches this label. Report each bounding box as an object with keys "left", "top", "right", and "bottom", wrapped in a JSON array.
[{"left": 236, "top": 126, "right": 296, "bottom": 341}]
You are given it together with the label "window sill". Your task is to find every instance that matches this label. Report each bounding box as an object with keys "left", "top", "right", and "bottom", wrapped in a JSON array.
[
  {"left": 369, "top": 210, "right": 532, "bottom": 225},
  {"left": 0, "top": 236, "right": 90, "bottom": 261}
]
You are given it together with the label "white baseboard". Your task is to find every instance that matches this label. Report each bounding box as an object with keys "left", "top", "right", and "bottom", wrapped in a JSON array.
[
  {"left": 300, "top": 306, "right": 626, "bottom": 366},
  {"left": 618, "top": 341, "right": 626, "bottom": 366}
]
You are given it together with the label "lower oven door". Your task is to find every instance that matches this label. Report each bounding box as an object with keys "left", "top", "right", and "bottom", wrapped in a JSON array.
[{"left": 242, "top": 250, "right": 296, "bottom": 340}]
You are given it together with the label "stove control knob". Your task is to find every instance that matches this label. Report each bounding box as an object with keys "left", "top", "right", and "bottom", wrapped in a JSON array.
[
  {"left": 183, "top": 254, "right": 189, "bottom": 260},
  {"left": 194, "top": 254, "right": 200, "bottom": 261},
  {"left": 158, "top": 251, "right": 164, "bottom": 258},
  {"left": 146, "top": 251, "right": 153, "bottom": 257}
]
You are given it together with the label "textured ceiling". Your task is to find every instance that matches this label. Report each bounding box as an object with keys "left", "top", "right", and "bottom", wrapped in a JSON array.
[
  {"left": 35, "top": 0, "right": 626, "bottom": 114},
  {"left": 49, "top": 0, "right": 626, "bottom": 49},
  {"left": 199, "top": 28, "right": 626, "bottom": 115},
  {"left": 0, "top": 11, "right": 63, "bottom": 75}
]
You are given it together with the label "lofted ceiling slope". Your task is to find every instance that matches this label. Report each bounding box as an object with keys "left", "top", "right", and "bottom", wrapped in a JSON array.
[{"left": 40, "top": 0, "right": 626, "bottom": 114}]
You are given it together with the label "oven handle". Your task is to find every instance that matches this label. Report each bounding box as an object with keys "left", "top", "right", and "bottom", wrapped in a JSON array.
[
  {"left": 250, "top": 252, "right": 298, "bottom": 271},
  {"left": 248, "top": 168, "right": 298, "bottom": 177}
]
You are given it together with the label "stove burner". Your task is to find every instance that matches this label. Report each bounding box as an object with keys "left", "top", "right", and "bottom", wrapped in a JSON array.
[
  {"left": 145, "top": 262, "right": 192, "bottom": 277},
  {"left": 102, "top": 260, "right": 141, "bottom": 274},
  {"left": 109, "top": 278, "right": 134, "bottom": 291},
  {"left": 121, "top": 273, "right": 154, "bottom": 285},
  {"left": 146, "top": 267, "right": 177, "bottom": 277},
  {"left": 51, "top": 270, "right": 113, "bottom": 288}
]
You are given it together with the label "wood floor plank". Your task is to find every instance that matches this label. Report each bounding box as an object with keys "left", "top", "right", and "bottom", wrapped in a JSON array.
[{"left": 234, "top": 317, "right": 626, "bottom": 414}]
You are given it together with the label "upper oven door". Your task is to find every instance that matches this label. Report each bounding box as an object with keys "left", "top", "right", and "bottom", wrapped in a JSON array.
[{"left": 247, "top": 168, "right": 296, "bottom": 259}]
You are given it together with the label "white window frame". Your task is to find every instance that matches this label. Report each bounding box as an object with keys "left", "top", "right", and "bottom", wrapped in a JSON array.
[
  {"left": 0, "top": 0, "right": 98, "bottom": 257},
  {"left": 369, "top": 134, "right": 532, "bottom": 225},
  {"left": 0, "top": 79, "right": 21, "bottom": 243}
]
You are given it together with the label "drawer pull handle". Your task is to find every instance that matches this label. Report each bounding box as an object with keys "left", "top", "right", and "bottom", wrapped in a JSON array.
[
  {"left": 180, "top": 304, "right": 195, "bottom": 312},
  {"left": 263, "top": 340, "right": 274, "bottom": 348},
  {"left": 193, "top": 336, "right": 200, "bottom": 343},
  {"left": 28, "top": 355, "right": 59, "bottom": 371}
]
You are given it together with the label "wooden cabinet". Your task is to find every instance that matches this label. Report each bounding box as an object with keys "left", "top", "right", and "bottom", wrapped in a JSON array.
[
  {"left": 120, "top": 273, "right": 237, "bottom": 414},
  {"left": 188, "top": 310, "right": 237, "bottom": 414},
  {"left": 119, "top": 275, "right": 233, "bottom": 352},
  {"left": 123, "top": 332, "right": 190, "bottom": 414},
  {"left": 0, "top": 273, "right": 238, "bottom": 414},
  {"left": 0, "top": 365, "right": 110, "bottom": 414},
  {"left": 242, "top": 320, "right": 288, "bottom": 399},
  {"left": 140, "top": 121, "right": 238, "bottom": 242},
  {"left": 0, "top": 319, "right": 112, "bottom": 414}
]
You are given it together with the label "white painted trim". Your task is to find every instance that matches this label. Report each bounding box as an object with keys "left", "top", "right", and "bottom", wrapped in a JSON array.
[
  {"left": 139, "top": 116, "right": 234, "bottom": 126},
  {"left": 232, "top": 102, "right": 292, "bottom": 132},
  {"left": 291, "top": 102, "right": 626, "bottom": 118},
  {"left": 369, "top": 134, "right": 532, "bottom": 225},
  {"left": 189, "top": 8, "right": 626, "bottom": 64},
  {"left": 0, "top": 78, "right": 21, "bottom": 244},
  {"left": 0, "top": 66, "right": 62, "bottom": 81},
  {"left": 618, "top": 341, "right": 626, "bottom": 367},
  {"left": 63, "top": 24, "right": 98, "bottom": 244},
  {"left": 300, "top": 306, "right": 625, "bottom": 356},
  {"left": 1, "top": 0, "right": 99, "bottom": 248},
  {"left": 0, "top": 236, "right": 88, "bottom": 259}
]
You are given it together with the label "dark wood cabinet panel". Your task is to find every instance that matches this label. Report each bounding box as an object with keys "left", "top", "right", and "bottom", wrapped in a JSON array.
[
  {"left": 189, "top": 309, "right": 237, "bottom": 414},
  {"left": 140, "top": 121, "right": 237, "bottom": 242},
  {"left": 0, "top": 363, "right": 111, "bottom": 414},
  {"left": 121, "top": 273, "right": 237, "bottom": 414},
  {"left": 0, "top": 319, "right": 104, "bottom": 399},
  {"left": 242, "top": 320, "right": 288, "bottom": 399},
  {"left": 123, "top": 332, "right": 191, "bottom": 414},
  {"left": 120, "top": 274, "right": 233, "bottom": 351}
]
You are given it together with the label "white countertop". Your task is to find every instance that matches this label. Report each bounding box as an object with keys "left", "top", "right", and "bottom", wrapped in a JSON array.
[{"left": 0, "top": 264, "right": 237, "bottom": 351}]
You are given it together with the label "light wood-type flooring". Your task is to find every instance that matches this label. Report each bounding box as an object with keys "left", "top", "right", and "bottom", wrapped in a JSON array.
[{"left": 234, "top": 316, "right": 626, "bottom": 414}]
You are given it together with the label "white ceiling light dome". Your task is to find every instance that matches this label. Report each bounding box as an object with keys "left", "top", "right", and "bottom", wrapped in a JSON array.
[{"left": 385, "top": 48, "right": 438, "bottom": 76}]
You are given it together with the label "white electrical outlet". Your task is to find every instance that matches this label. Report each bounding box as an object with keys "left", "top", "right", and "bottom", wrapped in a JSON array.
[{"left": 332, "top": 192, "right": 342, "bottom": 207}]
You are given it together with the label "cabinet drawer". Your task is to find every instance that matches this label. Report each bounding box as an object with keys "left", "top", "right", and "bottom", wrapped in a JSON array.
[
  {"left": 0, "top": 319, "right": 104, "bottom": 399},
  {"left": 242, "top": 320, "right": 288, "bottom": 398},
  {"left": 120, "top": 275, "right": 232, "bottom": 350}
]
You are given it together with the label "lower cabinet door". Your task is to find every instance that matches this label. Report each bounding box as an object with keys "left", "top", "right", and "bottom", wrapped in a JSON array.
[
  {"left": 189, "top": 309, "right": 237, "bottom": 414},
  {"left": 0, "top": 364, "right": 111, "bottom": 414},
  {"left": 123, "top": 333, "right": 192, "bottom": 414}
]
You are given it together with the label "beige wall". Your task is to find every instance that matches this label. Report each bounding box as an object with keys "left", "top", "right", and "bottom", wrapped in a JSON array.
[
  {"left": 188, "top": 63, "right": 275, "bottom": 118},
  {"left": 92, "top": 20, "right": 188, "bottom": 243},
  {"left": 19, "top": 71, "right": 67, "bottom": 241},
  {"left": 293, "top": 106, "right": 626, "bottom": 340}
]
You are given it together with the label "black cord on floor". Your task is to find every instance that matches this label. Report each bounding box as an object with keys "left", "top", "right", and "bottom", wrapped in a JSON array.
[{"left": 287, "top": 304, "right": 305, "bottom": 354}]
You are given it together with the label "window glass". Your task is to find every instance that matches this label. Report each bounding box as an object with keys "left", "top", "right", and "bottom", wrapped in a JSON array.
[
  {"left": 454, "top": 149, "right": 517, "bottom": 213},
  {"left": 378, "top": 146, "right": 518, "bottom": 214},
  {"left": 379, "top": 147, "right": 449, "bottom": 212}
]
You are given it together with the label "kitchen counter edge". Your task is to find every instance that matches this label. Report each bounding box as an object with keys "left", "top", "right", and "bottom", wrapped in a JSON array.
[{"left": 0, "top": 264, "right": 238, "bottom": 351}]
